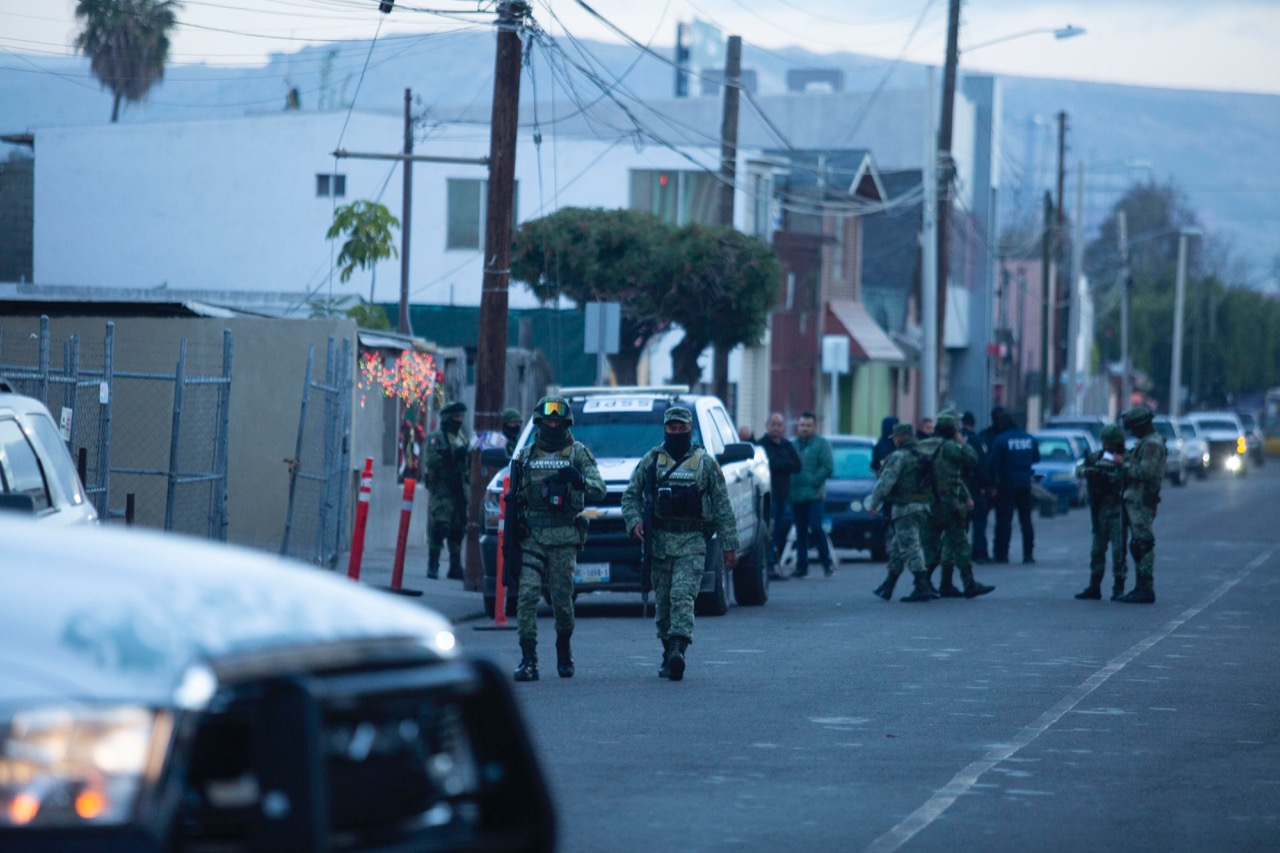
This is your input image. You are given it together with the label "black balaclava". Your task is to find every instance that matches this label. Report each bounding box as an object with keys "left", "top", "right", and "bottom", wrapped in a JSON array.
[
  {"left": 503, "top": 423, "right": 522, "bottom": 444},
  {"left": 536, "top": 420, "right": 571, "bottom": 450},
  {"left": 664, "top": 430, "right": 692, "bottom": 459},
  {"left": 442, "top": 417, "right": 462, "bottom": 434}
]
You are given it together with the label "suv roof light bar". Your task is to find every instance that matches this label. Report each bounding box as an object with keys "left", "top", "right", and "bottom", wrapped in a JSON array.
[{"left": 550, "top": 385, "right": 691, "bottom": 397}]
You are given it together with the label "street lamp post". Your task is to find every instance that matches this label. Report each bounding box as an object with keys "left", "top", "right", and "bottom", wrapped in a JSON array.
[{"left": 1169, "top": 228, "right": 1200, "bottom": 419}]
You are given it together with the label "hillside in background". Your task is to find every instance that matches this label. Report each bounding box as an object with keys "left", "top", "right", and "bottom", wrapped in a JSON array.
[{"left": 2, "top": 31, "right": 1276, "bottom": 284}]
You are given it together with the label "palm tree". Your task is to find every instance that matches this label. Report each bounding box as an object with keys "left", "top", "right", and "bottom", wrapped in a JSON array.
[{"left": 74, "top": 0, "right": 181, "bottom": 123}]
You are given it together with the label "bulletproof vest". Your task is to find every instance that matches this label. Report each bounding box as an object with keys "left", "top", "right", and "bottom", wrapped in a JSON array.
[
  {"left": 520, "top": 444, "right": 586, "bottom": 515},
  {"left": 934, "top": 442, "right": 970, "bottom": 500},
  {"left": 893, "top": 448, "right": 932, "bottom": 505},
  {"left": 1128, "top": 434, "right": 1166, "bottom": 502},
  {"left": 1082, "top": 451, "right": 1125, "bottom": 501},
  {"left": 653, "top": 448, "right": 706, "bottom": 520}
]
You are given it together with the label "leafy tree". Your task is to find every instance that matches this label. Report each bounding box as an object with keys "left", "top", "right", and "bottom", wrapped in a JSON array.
[
  {"left": 663, "top": 225, "right": 781, "bottom": 387},
  {"left": 74, "top": 0, "right": 180, "bottom": 123},
  {"left": 511, "top": 207, "right": 670, "bottom": 384},
  {"left": 327, "top": 200, "right": 400, "bottom": 301}
]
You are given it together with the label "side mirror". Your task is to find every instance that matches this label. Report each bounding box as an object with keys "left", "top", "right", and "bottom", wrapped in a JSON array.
[
  {"left": 481, "top": 447, "right": 511, "bottom": 468},
  {"left": 717, "top": 442, "right": 754, "bottom": 465},
  {"left": 0, "top": 493, "right": 38, "bottom": 515}
]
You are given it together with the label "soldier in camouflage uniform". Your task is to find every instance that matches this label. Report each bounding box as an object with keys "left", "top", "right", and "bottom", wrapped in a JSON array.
[
  {"left": 1075, "top": 424, "right": 1129, "bottom": 601},
  {"left": 501, "top": 407, "right": 524, "bottom": 457},
  {"left": 622, "top": 406, "right": 739, "bottom": 681},
  {"left": 920, "top": 410, "right": 995, "bottom": 599},
  {"left": 1117, "top": 406, "right": 1165, "bottom": 604},
  {"left": 866, "top": 423, "right": 933, "bottom": 603},
  {"left": 425, "top": 400, "right": 470, "bottom": 580},
  {"left": 511, "top": 396, "right": 606, "bottom": 682}
]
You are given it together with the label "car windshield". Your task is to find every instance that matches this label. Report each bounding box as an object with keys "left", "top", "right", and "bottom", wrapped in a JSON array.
[
  {"left": 561, "top": 399, "right": 703, "bottom": 459},
  {"left": 1154, "top": 420, "right": 1176, "bottom": 440},
  {"left": 1197, "top": 419, "right": 1238, "bottom": 432},
  {"left": 831, "top": 443, "right": 874, "bottom": 479},
  {"left": 1035, "top": 435, "right": 1076, "bottom": 461},
  {"left": 1048, "top": 419, "right": 1102, "bottom": 440},
  {"left": 1178, "top": 420, "right": 1198, "bottom": 437}
]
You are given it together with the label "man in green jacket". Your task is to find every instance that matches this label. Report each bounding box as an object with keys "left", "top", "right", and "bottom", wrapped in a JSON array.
[{"left": 789, "top": 412, "right": 835, "bottom": 578}]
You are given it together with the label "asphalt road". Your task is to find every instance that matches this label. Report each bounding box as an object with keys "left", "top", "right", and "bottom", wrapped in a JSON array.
[{"left": 463, "top": 461, "right": 1280, "bottom": 853}]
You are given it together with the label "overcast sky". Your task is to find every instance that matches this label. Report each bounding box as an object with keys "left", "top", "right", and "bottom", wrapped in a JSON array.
[{"left": 2, "top": 0, "right": 1278, "bottom": 95}]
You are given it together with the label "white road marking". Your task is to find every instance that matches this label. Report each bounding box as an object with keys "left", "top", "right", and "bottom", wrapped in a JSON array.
[{"left": 864, "top": 547, "right": 1275, "bottom": 853}]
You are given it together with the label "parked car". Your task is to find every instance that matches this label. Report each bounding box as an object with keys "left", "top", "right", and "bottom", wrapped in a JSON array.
[
  {"left": 1186, "top": 411, "right": 1249, "bottom": 475},
  {"left": 1151, "top": 416, "right": 1189, "bottom": 486},
  {"left": 821, "top": 435, "right": 889, "bottom": 562},
  {"left": 0, "top": 517, "right": 555, "bottom": 852},
  {"left": 1043, "top": 415, "right": 1108, "bottom": 446},
  {"left": 1236, "top": 411, "right": 1265, "bottom": 467},
  {"left": 480, "top": 386, "right": 772, "bottom": 619},
  {"left": 1176, "top": 417, "right": 1211, "bottom": 480},
  {"left": 0, "top": 391, "right": 98, "bottom": 525},
  {"left": 1032, "top": 432, "right": 1087, "bottom": 513}
]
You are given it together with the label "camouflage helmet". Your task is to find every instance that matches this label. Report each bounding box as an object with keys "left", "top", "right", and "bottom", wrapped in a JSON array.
[
  {"left": 532, "top": 395, "right": 572, "bottom": 424},
  {"left": 892, "top": 422, "right": 915, "bottom": 438},
  {"left": 664, "top": 406, "right": 693, "bottom": 425},
  {"left": 1101, "top": 423, "right": 1126, "bottom": 445},
  {"left": 501, "top": 407, "right": 522, "bottom": 425},
  {"left": 1121, "top": 406, "right": 1153, "bottom": 428},
  {"left": 935, "top": 408, "right": 959, "bottom": 429}
]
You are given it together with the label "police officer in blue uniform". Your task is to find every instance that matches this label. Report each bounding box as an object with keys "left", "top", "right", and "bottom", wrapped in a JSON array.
[{"left": 985, "top": 411, "right": 1040, "bottom": 564}]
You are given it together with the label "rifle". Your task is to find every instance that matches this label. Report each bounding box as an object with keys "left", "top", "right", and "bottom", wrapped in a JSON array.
[
  {"left": 502, "top": 454, "right": 527, "bottom": 591},
  {"left": 641, "top": 456, "right": 656, "bottom": 619}
]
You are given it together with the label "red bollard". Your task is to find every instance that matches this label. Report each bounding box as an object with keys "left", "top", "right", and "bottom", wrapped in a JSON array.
[
  {"left": 347, "top": 457, "right": 374, "bottom": 581},
  {"left": 475, "top": 473, "right": 516, "bottom": 631},
  {"left": 389, "top": 477, "right": 415, "bottom": 591}
]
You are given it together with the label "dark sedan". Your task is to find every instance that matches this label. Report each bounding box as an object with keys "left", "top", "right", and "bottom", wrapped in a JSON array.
[
  {"left": 822, "top": 435, "right": 889, "bottom": 561},
  {"left": 0, "top": 518, "right": 555, "bottom": 852}
]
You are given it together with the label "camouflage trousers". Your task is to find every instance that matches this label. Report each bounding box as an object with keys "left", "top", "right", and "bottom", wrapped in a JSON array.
[
  {"left": 885, "top": 511, "right": 926, "bottom": 579},
  {"left": 653, "top": 531, "right": 706, "bottom": 642},
  {"left": 516, "top": 538, "right": 577, "bottom": 641},
  {"left": 1125, "top": 497, "right": 1158, "bottom": 579},
  {"left": 428, "top": 500, "right": 465, "bottom": 569},
  {"left": 922, "top": 503, "right": 972, "bottom": 573},
  {"left": 1089, "top": 502, "right": 1127, "bottom": 578}
]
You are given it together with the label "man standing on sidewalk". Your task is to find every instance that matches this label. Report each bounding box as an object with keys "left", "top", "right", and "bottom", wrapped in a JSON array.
[
  {"left": 757, "top": 412, "right": 801, "bottom": 580},
  {"left": 790, "top": 412, "right": 834, "bottom": 578}
]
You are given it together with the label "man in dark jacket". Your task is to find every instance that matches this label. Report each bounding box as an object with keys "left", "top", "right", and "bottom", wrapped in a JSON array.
[
  {"left": 757, "top": 412, "right": 801, "bottom": 579},
  {"left": 986, "top": 412, "right": 1040, "bottom": 564},
  {"left": 961, "top": 411, "right": 991, "bottom": 562},
  {"left": 871, "top": 415, "right": 899, "bottom": 475}
]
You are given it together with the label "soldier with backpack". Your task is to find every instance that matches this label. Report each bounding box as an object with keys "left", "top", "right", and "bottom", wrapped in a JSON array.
[
  {"left": 920, "top": 410, "right": 995, "bottom": 599},
  {"left": 866, "top": 423, "right": 934, "bottom": 602}
]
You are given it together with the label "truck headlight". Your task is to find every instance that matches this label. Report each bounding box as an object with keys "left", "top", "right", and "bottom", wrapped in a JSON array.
[
  {"left": 1, "top": 705, "right": 161, "bottom": 828},
  {"left": 849, "top": 499, "right": 863, "bottom": 512}
]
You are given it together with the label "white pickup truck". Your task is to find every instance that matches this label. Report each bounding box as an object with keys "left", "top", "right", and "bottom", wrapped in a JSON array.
[{"left": 480, "top": 386, "right": 773, "bottom": 619}]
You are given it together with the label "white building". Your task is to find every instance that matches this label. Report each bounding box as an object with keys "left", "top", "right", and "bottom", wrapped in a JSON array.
[{"left": 31, "top": 110, "right": 764, "bottom": 311}]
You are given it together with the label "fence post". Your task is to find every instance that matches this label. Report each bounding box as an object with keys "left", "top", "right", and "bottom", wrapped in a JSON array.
[
  {"left": 333, "top": 337, "right": 354, "bottom": 569},
  {"left": 37, "top": 315, "right": 49, "bottom": 405},
  {"left": 211, "top": 329, "right": 233, "bottom": 542},
  {"left": 64, "top": 335, "right": 80, "bottom": 453},
  {"left": 280, "top": 345, "right": 315, "bottom": 557},
  {"left": 98, "top": 323, "right": 114, "bottom": 521},
  {"left": 164, "top": 340, "right": 187, "bottom": 532}
]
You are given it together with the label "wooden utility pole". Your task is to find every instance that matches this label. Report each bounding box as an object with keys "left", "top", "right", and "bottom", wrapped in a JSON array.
[
  {"left": 935, "top": 0, "right": 962, "bottom": 400},
  {"left": 713, "top": 34, "right": 741, "bottom": 403},
  {"left": 1052, "top": 110, "right": 1068, "bottom": 414},
  {"left": 399, "top": 88, "right": 413, "bottom": 334},
  {"left": 463, "top": 0, "right": 527, "bottom": 591},
  {"left": 1039, "top": 191, "right": 1053, "bottom": 428}
]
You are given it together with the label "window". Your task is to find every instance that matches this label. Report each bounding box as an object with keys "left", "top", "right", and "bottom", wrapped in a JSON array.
[
  {"left": 0, "top": 418, "right": 51, "bottom": 510},
  {"left": 446, "top": 178, "right": 519, "bottom": 250},
  {"left": 316, "top": 173, "right": 346, "bottom": 198},
  {"left": 630, "top": 169, "right": 719, "bottom": 225}
]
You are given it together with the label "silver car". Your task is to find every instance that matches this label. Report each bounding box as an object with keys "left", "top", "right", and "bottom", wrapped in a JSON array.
[
  {"left": 1176, "top": 418, "right": 1211, "bottom": 480},
  {"left": 0, "top": 392, "right": 98, "bottom": 525}
]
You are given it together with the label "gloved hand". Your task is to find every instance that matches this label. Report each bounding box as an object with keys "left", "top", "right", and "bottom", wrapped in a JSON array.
[{"left": 555, "top": 466, "right": 585, "bottom": 488}]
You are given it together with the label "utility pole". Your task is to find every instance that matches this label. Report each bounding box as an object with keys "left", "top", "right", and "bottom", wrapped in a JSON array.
[
  {"left": 463, "top": 0, "right": 528, "bottom": 591},
  {"left": 1052, "top": 110, "right": 1067, "bottom": 414},
  {"left": 934, "top": 0, "right": 962, "bottom": 402},
  {"left": 1067, "top": 160, "right": 1085, "bottom": 413},
  {"left": 1117, "top": 211, "right": 1131, "bottom": 411},
  {"left": 398, "top": 88, "right": 413, "bottom": 334},
  {"left": 1039, "top": 191, "right": 1053, "bottom": 429},
  {"left": 1170, "top": 229, "right": 1196, "bottom": 419},
  {"left": 713, "top": 34, "right": 741, "bottom": 404},
  {"left": 921, "top": 67, "right": 939, "bottom": 420}
]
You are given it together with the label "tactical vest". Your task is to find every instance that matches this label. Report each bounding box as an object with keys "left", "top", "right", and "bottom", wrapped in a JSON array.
[
  {"left": 652, "top": 448, "right": 706, "bottom": 523},
  {"left": 1082, "top": 451, "right": 1124, "bottom": 502},
  {"left": 894, "top": 449, "right": 932, "bottom": 505},
  {"left": 519, "top": 444, "right": 586, "bottom": 517},
  {"left": 934, "top": 442, "right": 969, "bottom": 501}
]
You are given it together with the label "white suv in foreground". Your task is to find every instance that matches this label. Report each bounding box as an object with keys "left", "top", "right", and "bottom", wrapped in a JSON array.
[{"left": 0, "top": 391, "right": 98, "bottom": 525}]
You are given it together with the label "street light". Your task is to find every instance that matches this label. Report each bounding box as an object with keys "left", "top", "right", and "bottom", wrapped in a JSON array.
[
  {"left": 962, "top": 25, "right": 1086, "bottom": 54},
  {"left": 1170, "top": 228, "right": 1201, "bottom": 418}
]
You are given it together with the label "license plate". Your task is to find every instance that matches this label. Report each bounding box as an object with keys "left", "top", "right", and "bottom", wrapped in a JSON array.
[
  {"left": 822, "top": 518, "right": 833, "bottom": 533},
  {"left": 575, "top": 563, "right": 610, "bottom": 583}
]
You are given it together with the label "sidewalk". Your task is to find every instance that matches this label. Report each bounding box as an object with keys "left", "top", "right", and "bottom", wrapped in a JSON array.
[{"left": 337, "top": 542, "right": 491, "bottom": 626}]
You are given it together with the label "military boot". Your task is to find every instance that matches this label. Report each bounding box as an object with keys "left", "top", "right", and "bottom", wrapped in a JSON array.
[
  {"left": 666, "top": 637, "right": 690, "bottom": 681},
  {"left": 900, "top": 572, "right": 933, "bottom": 602},
  {"left": 1111, "top": 575, "right": 1127, "bottom": 601},
  {"left": 513, "top": 638, "right": 538, "bottom": 682},
  {"left": 555, "top": 631, "right": 575, "bottom": 678},
  {"left": 873, "top": 572, "right": 900, "bottom": 601},
  {"left": 1117, "top": 574, "right": 1155, "bottom": 604},
  {"left": 427, "top": 552, "right": 440, "bottom": 580},
  {"left": 938, "top": 565, "right": 964, "bottom": 598},
  {"left": 445, "top": 548, "right": 463, "bottom": 580},
  {"left": 960, "top": 566, "right": 995, "bottom": 598},
  {"left": 1075, "top": 574, "right": 1103, "bottom": 600},
  {"left": 658, "top": 639, "right": 673, "bottom": 678}
]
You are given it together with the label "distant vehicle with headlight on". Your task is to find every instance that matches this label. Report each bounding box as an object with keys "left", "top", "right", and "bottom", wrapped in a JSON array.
[
  {"left": 0, "top": 518, "right": 555, "bottom": 852},
  {"left": 1186, "top": 411, "right": 1249, "bottom": 476}
]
